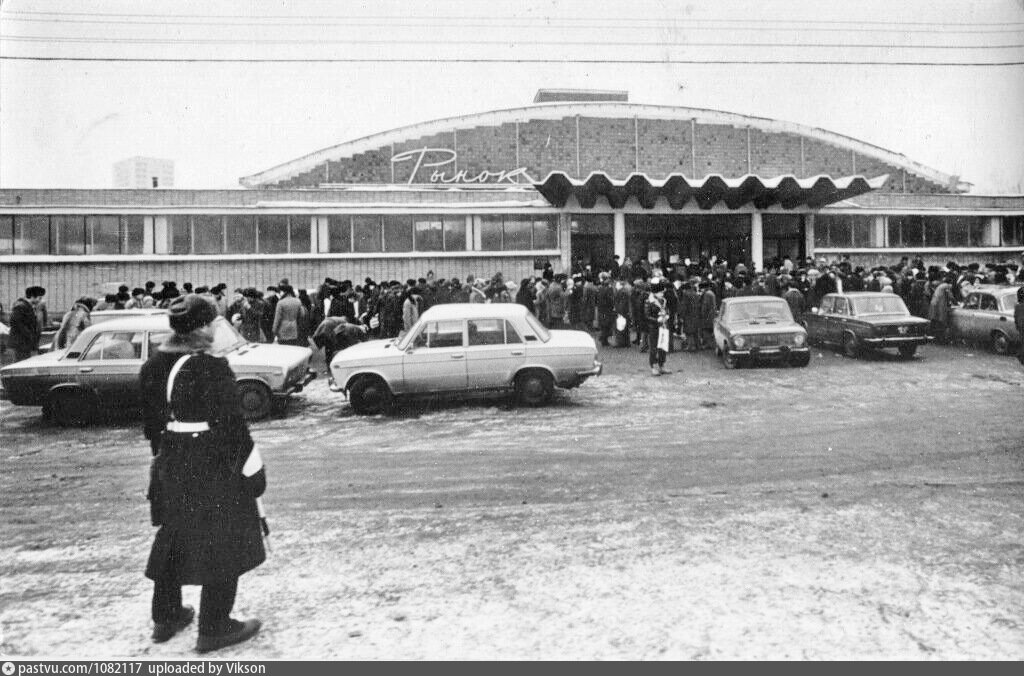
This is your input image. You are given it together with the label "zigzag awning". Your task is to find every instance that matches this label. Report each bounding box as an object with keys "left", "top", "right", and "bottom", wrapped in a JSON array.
[{"left": 533, "top": 172, "right": 890, "bottom": 210}]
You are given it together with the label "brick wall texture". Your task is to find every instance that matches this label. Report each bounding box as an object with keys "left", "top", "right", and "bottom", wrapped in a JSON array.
[{"left": 270, "top": 115, "right": 950, "bottom": 194}]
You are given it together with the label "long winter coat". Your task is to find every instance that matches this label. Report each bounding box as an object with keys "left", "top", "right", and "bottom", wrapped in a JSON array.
[
  {"left": 8, "top": 298, "right": 40, "bottom": 355},
  {"left": 54, "top": 302, "right": 91, "bottom": 349},
  {"left": 140, "top": 347, "right": 266, "bottom": 585},
  {"left": 680, "top": 288, "right": 702, "bottom": 334},
  {"left": 699, "top": 289, "right": 718, "bottom": 329},
  {"left": 272, "top": 294, "right": 306, "bottom": 342}
]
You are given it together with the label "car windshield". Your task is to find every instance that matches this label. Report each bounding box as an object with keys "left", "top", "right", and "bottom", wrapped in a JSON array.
[
  {"left": 1000, "top": 294, "right": 1019, "bottom": 312},
  {"left": 523, "top": 312, "right": 551, "bottom": 342},
  {"left": 851, "top": 296, "right": 909, "bottom": 316},
  {"left": 724, "top": 301, "right": 792, "bottom": 323},
  {"left": 209, "top": 317, "right": 247, "bottom": 355}
]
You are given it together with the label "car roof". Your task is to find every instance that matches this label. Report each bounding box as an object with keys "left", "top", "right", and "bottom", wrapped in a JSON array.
[
  {"left": 721, "top": 296, "right": 787, "bottom": 304},
  {"left": 968, "top": 285, "right": 1021, "bottom": 296},
  {"left": 419, "top": 303, "right": 529, "bottom": 320},
  {"left": 825, "top": 292, "right": 893, "bottom": 298},
  {"left": 79, "top": 314, "right": 174, "bottom": 335}
]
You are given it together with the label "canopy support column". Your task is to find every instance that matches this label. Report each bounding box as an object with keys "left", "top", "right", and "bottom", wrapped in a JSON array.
[
  {"left": 613, "top": 212, "right": 626, "bottom": 262},
  {"left": 751, "top": 212, "right": 764, "bottom": 272}
]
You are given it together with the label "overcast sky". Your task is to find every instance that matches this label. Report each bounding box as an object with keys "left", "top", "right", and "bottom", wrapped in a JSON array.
[{"left": 1, "top": 0, "right": 1022, "bottom": 193}]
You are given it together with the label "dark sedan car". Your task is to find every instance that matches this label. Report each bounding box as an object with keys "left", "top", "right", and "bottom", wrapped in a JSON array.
[{"left": 803, "top": 292, "right": 931, "bottom": 359}]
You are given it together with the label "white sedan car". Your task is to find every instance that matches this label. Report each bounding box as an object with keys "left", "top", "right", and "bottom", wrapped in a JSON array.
[{"left": 330, "top": 303, "right": 602, "bottom": 414}]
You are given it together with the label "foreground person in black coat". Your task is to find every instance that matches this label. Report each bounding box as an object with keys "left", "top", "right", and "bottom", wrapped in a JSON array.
[{"left": 140, "top": 295, "right": 266, "bottom": 653}]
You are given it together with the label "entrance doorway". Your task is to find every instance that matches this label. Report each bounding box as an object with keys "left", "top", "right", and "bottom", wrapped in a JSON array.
[
  {"left": 569, "top": 214, "right": 614, "bottom": 271},
  {"left": 625, "top": 214, "right": 753, "bottom": 269}
]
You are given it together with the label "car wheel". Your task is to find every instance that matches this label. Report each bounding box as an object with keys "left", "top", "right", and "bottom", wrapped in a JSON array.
[
  {"left": 721, "top": 344, "right": 740, "bottom": 369},
  {"left": 348, "top": 376, "right": 394, "bottom": 415},
  {"left": 790, "top": 352, "right": 811, "bottom": 367},
  {"left": 236, "top": 381, "right": 273, "bottom": 421},
  {"left": 515, "top": 370, "right": 553, "bottom": 407},
  {"left": 47, "top": 389, "right": 96, "bottom": 427},
  {"left": 991, "top": 331, "right": 1011, "bottom": 356},
  {"left": 842, "top": 332, "right": 861, "bottom": 359},
  {"left": 897, "top": 344, "right": 917, "bottom": 359}
]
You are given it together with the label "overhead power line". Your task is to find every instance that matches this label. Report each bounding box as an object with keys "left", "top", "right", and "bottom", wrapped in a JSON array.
[
  {"left": 2, "top": 34, "right": 1022, "bottom": 49},
  {"left": 4, "top": 9, "right": 1024, "bottom": 27},
  {"left": 2, "top": 56, "right": 1021, "bottom": 66},
  {"left": 3, "top": 14, "right": 1024, "bottom": 34}
]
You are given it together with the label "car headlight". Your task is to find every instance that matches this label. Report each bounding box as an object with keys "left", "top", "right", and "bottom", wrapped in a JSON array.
[
  {"left": 793, "top": 333, "right": 806, "bottom": 346},
  {"left": 732, "top": 335, "right": 747, "bottom": 349}
]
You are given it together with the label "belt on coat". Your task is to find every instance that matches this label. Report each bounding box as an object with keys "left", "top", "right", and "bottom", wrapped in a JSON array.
[{"left": 166, "top": 420, "right": 210, "bottom": 433}]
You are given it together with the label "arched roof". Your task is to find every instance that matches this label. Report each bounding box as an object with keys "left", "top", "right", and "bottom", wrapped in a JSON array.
[{"left": 239, "top": 102, "right": 969, "bottom": 192}]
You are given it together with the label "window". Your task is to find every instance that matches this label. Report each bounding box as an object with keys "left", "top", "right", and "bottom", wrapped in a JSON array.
[
  {"left": 414, "top": 216, "right": 444, "bottom": 252},
  {"left": 534, "top": 216, "right": 558, "bottom": 249},
  {"left": 503, "top": 217, "right": 532, "bottom": 250},
  {"left": 13, "top": 215, "right": 49, "bottom": 254},
  {"left": 289, "top": 215, "right": 311, "bottom": 253},
  {"left": 444, "top": 216, "right": 467, "bottom": 252},
  {"left": 479, "top": 215, "right": 503, "bottom": 251},
  {"left": 82, "top": 332, "right": 142, "bottom": 360},
  {"left": 979, "top": 295, "right": 998, "bottom": 311},
  {"left": 225, "top": 215, "right": 256, "bottom": 254},
  {"left": 86, "top": 216, "right": 121, "bottom": 254},
  {"left": 0, "top": 215, "right": 12, "bottom": 254},
  {"left": 193, "top": 215, "right": 223, "bottom": 254},
  {"left": 122, "top": 216, "right": 145, "bottom": 254},
  {"left": 258, "top": 215, "right": 289, "bottom": 254},
  {"left": 814, "top": 215, "right": 872, "bottom": 248},
  {"left": 1001, "top": 216, "right": 1024, "bottom": 247},
  {"left": 149, "top": 332, "right": 171, "bottom": 355},
  {"left": 819, "top": 297, "right": 834, "bottom": 313},
  {"left": 834, "top": 298, "right": 850, "bottom": 316},
  {"left": 169, "top": 215, "right": 192, "bottom": 254},
  {"left": 53, "top": 215, "right": 85, "bottom": 254},
  {"left": 962, "top": 294, "right": 980, "bottom": 310},
  {"left": 413, "top": 320, "right": 464, "bottom": 348},
  {"left": 923, "top": 217, "right": 945, "bottom": 247},
  {"left": 352, "top": 215, "right": 381, "bottom": 252},
  {"left": 327, "top": 215, "right": 352, "bottom": 253},
  {"left": 468, "top": 318, "right": 506, "bottom": 346},
  {"left": 383, "top": 215, "right": 414, "bottom": 252},
  {"left": 887, "top": 216, "right": 924, "bottom": 247}
]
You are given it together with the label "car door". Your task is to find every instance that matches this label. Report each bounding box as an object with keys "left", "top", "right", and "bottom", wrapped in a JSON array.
[
  {"left": 953, "top": 292, "right": 980, "bottom": 340},
  {"left": 828, "top": 296, "right": 851, "bottom": 343},
  {"left": 465, "top": 318, "right": 526, "bottom": 390},
  {"left": 74, "top": 330, "right": 146, "bottom": 405},
  {"left": 804, "top": 296, "right": 830, "bottom": 343},
  {"left": 400, "top": 319, "right": 468, "bottom": 393},
  {"left": 975, "top": 293, "right": 1002, "bottom": 339}
]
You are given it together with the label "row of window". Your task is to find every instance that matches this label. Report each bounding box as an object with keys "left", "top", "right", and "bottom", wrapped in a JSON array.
[
  {"left": 0, "top": 214, "right": 560, "bottom": 255},
  {"left": 814, "top": 215, "right": 1024, "bottom": 248}
]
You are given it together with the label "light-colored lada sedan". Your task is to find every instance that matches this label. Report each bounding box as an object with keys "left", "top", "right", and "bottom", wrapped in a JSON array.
[
  {"left": 330, "top": 303, "right": 602, "bottom": 414},
  {"left": 1, "top": 314, "right": 315, "bottom": 425}
]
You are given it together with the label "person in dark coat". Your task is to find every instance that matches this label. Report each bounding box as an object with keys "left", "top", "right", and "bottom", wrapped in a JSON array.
[
  {"left": 679, "top": 280, "right": 702, "bottom": 351},
  {"left": 644, "top": 280, "right": 671, "bottom": 376},
  {"left": 1015, "top": 286, "right": 1024, "bottom": 365},
  {"left": 140, "top": 294, "right": 264, "bottom": 653},
  {"left": 698, "top": 281, "right": 718, "bottom": 350},
  {"left": 8, "top": 286, "right": 46, "bottom": 361},
  {"left": 595, "top": 273, "right": 616, "bottom": 346}
]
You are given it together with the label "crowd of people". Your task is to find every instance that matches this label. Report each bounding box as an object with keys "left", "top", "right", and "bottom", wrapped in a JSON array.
[{"left": 3, "top": 251, "right": 1024, "bottom": 371}]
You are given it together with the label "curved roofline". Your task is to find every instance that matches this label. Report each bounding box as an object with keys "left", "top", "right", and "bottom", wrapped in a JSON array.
[{"left": 239, "top": 102, "right": 969, "bottom": 192}]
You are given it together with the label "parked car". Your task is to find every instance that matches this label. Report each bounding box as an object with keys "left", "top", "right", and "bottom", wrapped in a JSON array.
[
  {"left": 950, "top": 285, "right": 1022, "bottom": 355},
  {"left": 40, "top": 308, "right": 168, "bottom": 353},
  {"left": 1, "top": 314, "right": 315, "bottom": 425},
  {"left": 713, "top": 296, "right": 810, "bottom": 368},
  {"left": 802, "top": 292, "right": 931, "bottom": 359},
  {"left": 329, "top": 303, "right": 602, "bottom": 414}
]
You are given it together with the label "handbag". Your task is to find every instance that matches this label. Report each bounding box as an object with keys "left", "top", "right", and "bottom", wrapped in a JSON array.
[
  {"left": 616, "top": 314, "right": 627, "bottom": 332},
  {"left": 369, "top": 315, "right": 380, "bottom": 329},
  {"left": 657, "top": 326, "right": 670, "bottom": 352}
]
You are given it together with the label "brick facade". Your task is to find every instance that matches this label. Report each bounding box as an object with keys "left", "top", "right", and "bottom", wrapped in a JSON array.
[{"left": 267, "top": 114, "right": 951, "bottom": 194}]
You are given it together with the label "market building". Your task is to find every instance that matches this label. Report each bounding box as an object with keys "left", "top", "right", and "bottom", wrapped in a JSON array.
[{"left": 2, "top": 90, "right": 1022, "bottom": 313}]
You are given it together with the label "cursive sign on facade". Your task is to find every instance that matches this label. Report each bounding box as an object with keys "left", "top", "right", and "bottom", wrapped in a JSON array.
[{"left": 391, "top": 147, "right": 534, "bottom": 185}]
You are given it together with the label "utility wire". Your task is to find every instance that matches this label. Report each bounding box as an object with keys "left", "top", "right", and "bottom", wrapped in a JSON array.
[
  {"left": 4, "top": 9, "right": 1024, "bottom": 27},
  {"left": 3, "top": 34, "right": 1021, "bottom": 49},
  {"left": 3, "top": 15, "right": 1024, "bottom": 34},
  {"left": 3, "top": 56, "right": 1021, "bottom": 65}
]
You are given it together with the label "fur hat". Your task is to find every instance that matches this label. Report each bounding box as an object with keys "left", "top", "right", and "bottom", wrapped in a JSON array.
[{"left": 167, "top": 294, "right": 218, "bottom": 334}]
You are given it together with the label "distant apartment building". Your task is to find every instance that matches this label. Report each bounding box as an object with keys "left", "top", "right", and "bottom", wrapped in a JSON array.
[{"left": 112, "top": 156, "right": 175, "bottom": 189}]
